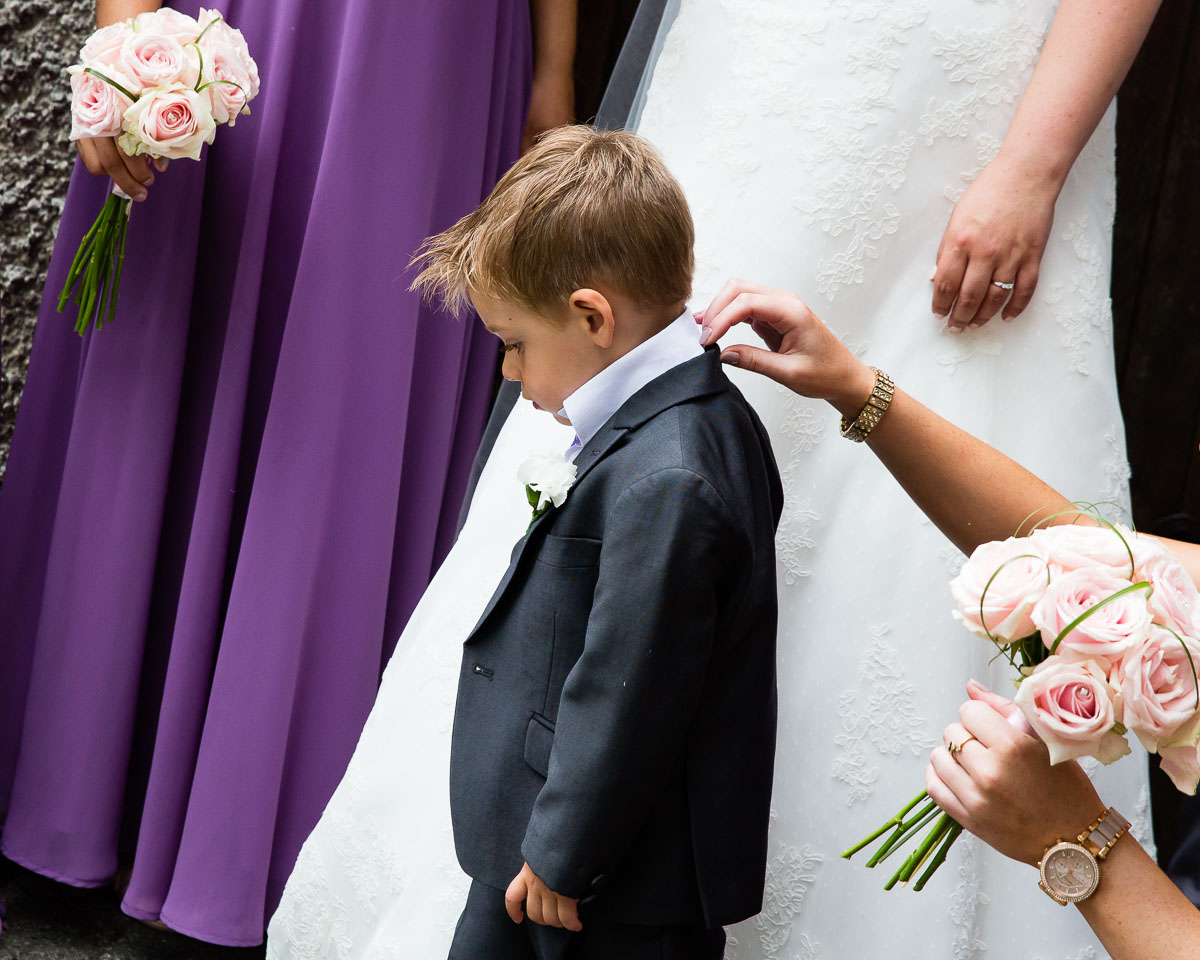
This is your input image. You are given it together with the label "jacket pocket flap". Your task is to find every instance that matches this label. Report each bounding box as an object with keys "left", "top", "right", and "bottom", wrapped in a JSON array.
[
  {"left": 537, "top": 534, "right": 602, "bottom": 569},
  {"left": 523, "top": 713, "right": 556, "bottom": 778}
]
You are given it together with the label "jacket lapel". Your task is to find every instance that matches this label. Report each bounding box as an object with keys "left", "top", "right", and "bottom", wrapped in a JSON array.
[{"left": 464, "top": 347, "right": 728, "bottom": 644}]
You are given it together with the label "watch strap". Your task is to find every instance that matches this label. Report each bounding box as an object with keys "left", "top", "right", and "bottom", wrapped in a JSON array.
[{"left": 1079, "top": 807, "right": 1130, "bottom": 861}]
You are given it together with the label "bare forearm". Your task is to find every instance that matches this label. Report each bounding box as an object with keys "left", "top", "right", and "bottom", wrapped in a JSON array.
[
  {"left": 528, "top": 0, "right": 576, "bottom": 82},
  {"left": 860, "top": 389, "right": 1069, "bottom": 554},
  {"left": 1000, "top": 0, "right": 1159, "bottom": 187},
  {"left": 97, "top": 0, "right": 161, "bottom": 28},
  {"left": 1076, "top": 837, "right": 1200, "bottom": 959}
]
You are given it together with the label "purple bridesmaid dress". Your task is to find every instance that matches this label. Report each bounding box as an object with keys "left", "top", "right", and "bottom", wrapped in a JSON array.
[{"left": 0, "top": 0, "right": 529, "bottom": 945}]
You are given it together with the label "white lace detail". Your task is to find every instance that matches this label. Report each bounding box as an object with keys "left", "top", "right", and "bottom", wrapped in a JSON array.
[
  {"left": 1128, "top": 780, "right": 1156, "bottom": 859},
  {"left": 833, "top": 625, "right": 938, "bottom": 804},
  {"left": 948, "top": 835, "right": 989, "bottom": 959},
  {"left": 774, "top": 390, "right": 828, "bottom": 585},
  {"left": 1042, "top": 213, "right": 1109, "bottom": 376},
  {"left": 936, "top": 323, "right": 1005, "bottom": 371},
  {"left": 1100, "top": 428, "right": 1132, "bottom": 507},
  {"left": 751, "top": 843, "right": 824, "bottom": 959}
]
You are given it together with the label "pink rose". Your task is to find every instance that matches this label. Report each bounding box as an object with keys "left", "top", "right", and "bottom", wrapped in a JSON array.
[
  {"left": 68, "top": 65, "right": 137, "bottom": 140},
  {"left": 1031, "top": 568, "right": 1152, "bottom": 664},
  {"left": 79, "top": 22, "right": 132, "bottom": 72},
  {"left": 1031, "top": 523, "right": 1137, "bottom": 579},
  {"left": 197, "top": 8, "right": 260, "bottom": 124},
  {"left": 950, "top": 536, "right": 1050, "bottom": 644},
  {"left": 119, "top": 31, "right": 198, "bottom": 92},
  {"left": 1014, "top": 657, "right": 1130, "bottom": 765},
  {"left": 1113, "top": 625, "right": 1200, "bottom": 752},
  {"left": 132, "top": 8, "right": 202, "bottom": 42},
  {"left": 1141, "top": 551, "right": 1200, "bottom": 637},
  {"left": 1160, "top": 717, "right": 1200, "bottom": 795},
  {"left": 120, "top": 83, "right": 216, "bottom": 161}
]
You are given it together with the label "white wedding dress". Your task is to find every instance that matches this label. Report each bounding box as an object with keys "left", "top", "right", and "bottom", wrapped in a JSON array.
[{"left": 268, "top": 2, "right": 1152, "bottom": 958}]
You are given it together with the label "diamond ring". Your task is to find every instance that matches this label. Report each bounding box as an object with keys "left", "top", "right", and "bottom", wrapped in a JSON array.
[{"left": 992, "top": 280, "right": 1015, "bottom": 291}]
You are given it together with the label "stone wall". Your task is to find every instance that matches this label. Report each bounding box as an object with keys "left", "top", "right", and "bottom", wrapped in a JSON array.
[{"left": 0, "top": 0, "right": 93, "bottom": 481}]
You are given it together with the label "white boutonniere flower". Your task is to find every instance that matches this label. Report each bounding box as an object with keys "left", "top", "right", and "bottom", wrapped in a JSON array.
[{"left": 518, "top": 453, "right": 577, "bottom": 532}]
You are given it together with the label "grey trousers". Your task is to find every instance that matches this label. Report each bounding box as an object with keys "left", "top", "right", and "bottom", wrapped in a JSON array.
[{"left": 449, "top": 880, "right": 726, "bottom": 960}]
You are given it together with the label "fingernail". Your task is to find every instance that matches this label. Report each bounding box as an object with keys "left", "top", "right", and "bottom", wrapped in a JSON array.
[
  {"left": 933, "top": 312, "right": 947, "bottom": 323},
  {"left": 928, "top": 267, "right": 937, "bottom": 282},
  {"left": 1002, "top": 314, "right": 1013, "bottom": 323},
  {"left": 945, "top": 325, "right": 961, "bottom": 335},
  {"left": 721, "top": 350, "right": 740, "bottom": 365},
  {"left": 134, "top": 191, "right": 148, "bottom": 202},
  {"left": 700, "top": 326, "right": 713, "bottom": 345},
  {"left": 969, "top": 321, "right": 982, "bottom": 329},
  {"left": 693, "top": 310, "right": 705, "bottom": 324},
  {"left": 145, "top": 174, "right": 155, "bottom": 186}
]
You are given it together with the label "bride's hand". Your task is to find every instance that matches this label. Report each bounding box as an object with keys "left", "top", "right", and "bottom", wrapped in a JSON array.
[
  {"left": 77, "top": 135, "right": 166, "bottom": 202},
  {"left": 698, "top": 278, "right": 876, "bottom": 419},
  {"left": 931, "top": 151, "right": 1059, "bottom": 332}
]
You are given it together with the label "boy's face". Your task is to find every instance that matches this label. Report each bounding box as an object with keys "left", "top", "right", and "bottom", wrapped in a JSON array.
[{"left": 471, "top": 290, "right": 611, "bottom": 427}]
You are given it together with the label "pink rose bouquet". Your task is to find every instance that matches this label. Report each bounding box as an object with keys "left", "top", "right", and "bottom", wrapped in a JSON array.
[
  {"left": 844, "top": 516, "right": 1200, "bottom": 890},
  {"left": 57, "top": 8, "right": 260, "bottom": 334}
]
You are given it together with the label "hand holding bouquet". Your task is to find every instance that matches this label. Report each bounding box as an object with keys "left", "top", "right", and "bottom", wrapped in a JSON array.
[
  {"left": 58, "top": 8, "right": 260, "bottom": 334},
  {"left": 843, "top": 516, "right": 1200, "bottom": 889}
]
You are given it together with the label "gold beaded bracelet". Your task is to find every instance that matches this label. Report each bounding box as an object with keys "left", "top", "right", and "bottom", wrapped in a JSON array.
[{"left": 839, "top": 368, "right": 894, "bottom": 442}]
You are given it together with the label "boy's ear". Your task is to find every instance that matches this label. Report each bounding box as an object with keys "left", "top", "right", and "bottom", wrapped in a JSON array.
[{"left": 568, "top": 288, "right": 615, "bottom": 348}]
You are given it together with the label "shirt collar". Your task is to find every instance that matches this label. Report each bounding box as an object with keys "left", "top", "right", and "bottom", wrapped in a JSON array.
[{"left": 560, "top": 306, "right": 704, "bottom": 452}]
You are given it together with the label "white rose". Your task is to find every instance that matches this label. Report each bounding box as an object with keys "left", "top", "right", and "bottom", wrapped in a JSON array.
[
  {"left": 133, "top": 8, "right": 202, "bottom": 42},
  {"left": 950, "top": 536, "right": 1050, "bottom": 644},
  {"left": 197, "top": 7, "right": 260, "bottom": 124},
  {"left": 1031, "top": 523, "right": 1137, "bottom": 579},
  {"left": 518, "top": 454, "right": 577, "bottom": 512},
  {"left": 119, "top": 82, "right": 216, "bottom": 161}
]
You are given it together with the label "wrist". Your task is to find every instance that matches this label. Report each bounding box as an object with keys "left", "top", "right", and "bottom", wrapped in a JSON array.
[
  {"left": 992, "top": 138, "right": 1072, "bottom": 198},
  {"left": 828, "top": 361, "right": 878, "bottom": 421}
]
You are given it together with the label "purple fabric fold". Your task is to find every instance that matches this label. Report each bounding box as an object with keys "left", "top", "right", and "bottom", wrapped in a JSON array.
[{"left": 0, "top": 0, "right": 530, "bottom": 945}]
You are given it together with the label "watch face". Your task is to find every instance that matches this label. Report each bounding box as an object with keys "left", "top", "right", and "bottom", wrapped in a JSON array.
[{"left": 1041, "top": 844, "right": 1100, "bottom": 902}]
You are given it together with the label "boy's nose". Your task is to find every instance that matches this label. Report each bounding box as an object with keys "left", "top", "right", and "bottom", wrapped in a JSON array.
[{"left": 501, "top": 356, "right": 521, "bottom": 382}]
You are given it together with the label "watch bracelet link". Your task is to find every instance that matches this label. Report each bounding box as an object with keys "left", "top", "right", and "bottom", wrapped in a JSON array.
[
  {"left": 1079, "top": 807, "right": 1130, "bottom": 861},
  {"left": 840, "top": 367, "right": 894, "bottom": 443}
]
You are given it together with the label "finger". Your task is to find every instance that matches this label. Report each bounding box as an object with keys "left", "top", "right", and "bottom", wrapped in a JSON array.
[
  {"left": 113, "top": 138, "right": 154, "bottom": 187},
  {"left": 948, "top": 258, "right": 995, "bottom": 330},
  {"left": 965, "top": 679, "right": 1020, "bottom": 719},
  {"left": 77, "top": 138, "right": 104, "bottom": 176},
  {"left": 558, "top": 898, "right": 582, "bottom": 933},
  {"left": 525, "top": 889, "right": 545, "bottom": 927},
  {"left": 540, "top": 895, "right": 563, "bottom": 929},
  {"left": 968, "top": 262, "right": 1018, "bottom": 326},
  {"left": 925, "top": 759, "right": 969, "bottom": 823},
  {"left": 719, "top": 343, "right": 802, "bottom": 388},
  {"left": 705, "top": 290, "right": 807, "bottom": 346},
  {"left": 153, "top": 156, "right": 169, "bottom": 173},
  {"left": 931, "top": 247, "right": 967, "bottom": 320},
  {"left": 1001, "top": 260, "right": 1039, "bottom": 321},
  {"left": 958, "top": 698, "right": 1032, "bottom": 749},
  {"left": 929, "top": 744, "right": 977, "bottom": 808},
  {"left": 504, "top": 875, "right": 527, "bottom": 924},
  {"left": 700, "top": 278, "right": 777, "bottom": 343},
  {"left": 94, "top": 138, "right": 148, "bottom": 201}
]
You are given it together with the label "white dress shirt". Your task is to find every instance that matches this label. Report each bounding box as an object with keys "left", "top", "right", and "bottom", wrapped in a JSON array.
[{"left": 559, "top": 307, "right": 704, "bottom": 461}]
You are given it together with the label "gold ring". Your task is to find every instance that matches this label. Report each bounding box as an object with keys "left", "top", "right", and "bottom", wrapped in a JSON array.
[{"left": 948, "top": 735, "right": 979, "bottom": 755}]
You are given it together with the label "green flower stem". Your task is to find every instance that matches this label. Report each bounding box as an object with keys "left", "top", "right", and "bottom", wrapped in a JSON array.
[
  {"left": 841, "top": 789, "right": 929, "bottom": 860},
  {"left": 867, "top": 803, "right": 941, "bottom": 868},
  {"left": 58, "top": 206, "right": 106, "bottom": 310},
  {"left": 103, "top": 200, "right": 131, "bottom": 329},
  {"left": 885, "top": 813, "right": 952, "bottom": 890},
  {"left": 58, "top": 193, "right": 132, "bottom": 334},
  {"left": 912, "top": 821, "right": 964, "bottom": 891}
]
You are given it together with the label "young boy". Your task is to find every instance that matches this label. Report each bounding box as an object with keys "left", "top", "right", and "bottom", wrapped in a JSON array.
[{"left": 413, "top": 126, "right": 783, "bottom": 960}]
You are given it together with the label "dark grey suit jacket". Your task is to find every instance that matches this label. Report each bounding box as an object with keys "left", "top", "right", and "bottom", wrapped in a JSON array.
[{"left": 450, "top": 347, "right": 783, "bottom": 929}]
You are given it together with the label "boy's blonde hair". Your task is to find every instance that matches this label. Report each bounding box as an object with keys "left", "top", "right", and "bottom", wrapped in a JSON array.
[{"left": 410, "top": 126, "right": 694, "bottom": 320}]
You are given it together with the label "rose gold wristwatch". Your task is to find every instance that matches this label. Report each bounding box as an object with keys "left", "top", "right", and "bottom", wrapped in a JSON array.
[{"left": 1037, "top": 806, "right": 1130, "bottom": 905}]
